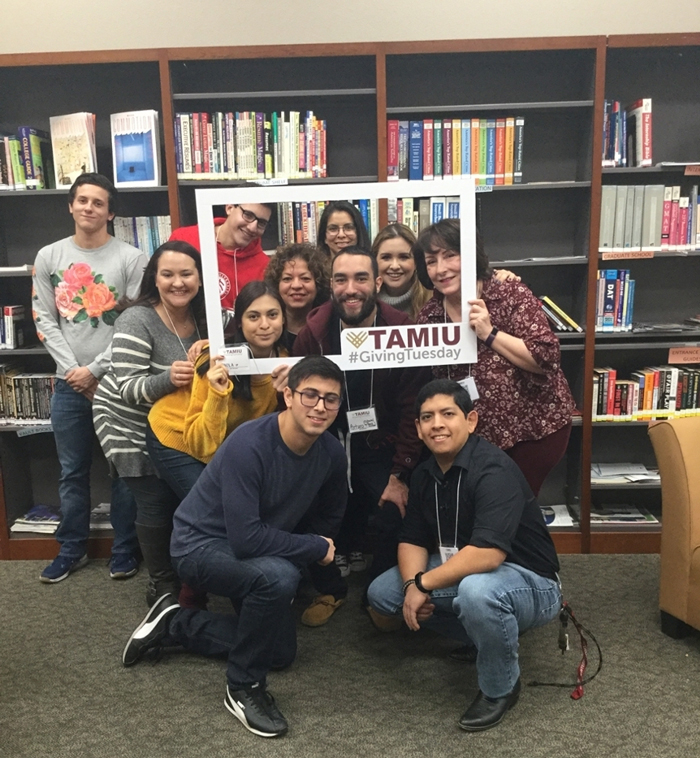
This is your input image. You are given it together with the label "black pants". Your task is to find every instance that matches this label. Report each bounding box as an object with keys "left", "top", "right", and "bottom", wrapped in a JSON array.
[{"left": 313, "top": 434, "right": 404, "bottom": 599}]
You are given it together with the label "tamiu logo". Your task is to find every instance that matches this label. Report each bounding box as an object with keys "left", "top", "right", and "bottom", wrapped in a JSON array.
[{"left": 345, "top": 331, "right": 369, "bottom": 349}]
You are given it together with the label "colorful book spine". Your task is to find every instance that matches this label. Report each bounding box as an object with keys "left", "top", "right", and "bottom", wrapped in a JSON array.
[
  {"left": 513, "top": 117, "right": 525, "bottom": 183},
  {"left": 387, "top": 120, "right": 399, "bottom": 180},
  {"left": 409, "top": 121, "right": 423, "bottom": 180}
]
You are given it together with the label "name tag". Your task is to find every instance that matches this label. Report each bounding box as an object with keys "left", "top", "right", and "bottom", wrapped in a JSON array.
[
  {"left": 458, "top": 376, "right": 479, "bottom": 401},
  {"left": 439, "top": 546, "right": 459, "bottom": 564},
  {"left": 346, "top": 407, "right": 379, "bottom": 433},
  {"left": 222, "top": 345, "right": 250, "bottom": 371}
]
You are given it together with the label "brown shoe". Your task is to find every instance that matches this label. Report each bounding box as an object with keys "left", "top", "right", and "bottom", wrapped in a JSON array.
[
  {"left": 367, "top": 607, "right": 402, "bottom": 633},
  {"left": 301, "top": 595, "right": 346, "bottom": 627}
]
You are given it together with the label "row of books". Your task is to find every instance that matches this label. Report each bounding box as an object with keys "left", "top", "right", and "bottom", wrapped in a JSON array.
[
  {"left": 0, "top": 306, "right": 26, "bottom": 349},
  {"left": 113, "top": 216, "right": 172, "bottom": 257},
  {"left": 0, "top": 364, "right": 54, "bottom": 420},
  {"left": 592, "top": 366, "right": 700, "bottom": 421},
  {"left": 538, "top": 296, "right": 583, "bottom": 332},
  {"left": 602, "top": 98, "right": 652, "bottom": 168},
  {"left": 387, "top": 117, "right": 525, "bottom": 184},
  {"left": 0, "top": 110, "right": 162, "bottom": 190},
  {"left": 276, "top": 199, "right": 380, "bottom": 246},
  {"left": 595, "top": 269, "right": 635, "bottom": 332},
  {"left": 599, "top": 184, "right": 700, "bottom": 253},
  {"left": 386, "top": 196, "right": 461, "bottom": 230},
  {"left": 10, "top": 502, "right": 112, "bottom": 534},
  {"left": 174, "top": 111, "right": 327, "bottom": 181}
]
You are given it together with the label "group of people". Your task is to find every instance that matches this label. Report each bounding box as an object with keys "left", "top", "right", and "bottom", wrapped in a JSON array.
[{"left": 34, "top": 174, "right": 576, "bottom": 738}]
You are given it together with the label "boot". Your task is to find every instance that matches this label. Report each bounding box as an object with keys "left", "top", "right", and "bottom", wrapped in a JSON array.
[{"left": 135, "top": 522, "right": 180, "bottom": 607}]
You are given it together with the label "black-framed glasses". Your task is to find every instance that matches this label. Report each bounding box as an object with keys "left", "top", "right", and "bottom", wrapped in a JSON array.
[
  {"left": 326, "top": 223, "right": 356, "bottom": 236},
  {"left": 293, "top": 389, "right": 342, "bottom": 411},
  {"left": 236, "top": 205, "right": 270, "bottom": 231}
]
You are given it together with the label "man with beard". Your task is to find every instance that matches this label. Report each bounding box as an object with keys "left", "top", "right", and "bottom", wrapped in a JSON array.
[{"left": 293, "top": 246, "right": 431, "bottom": 627}]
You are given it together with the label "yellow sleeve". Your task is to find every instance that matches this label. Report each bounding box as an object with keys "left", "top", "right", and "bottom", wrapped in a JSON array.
[{"left": 182, "top": 366, "right": 233, "bottom": 463}]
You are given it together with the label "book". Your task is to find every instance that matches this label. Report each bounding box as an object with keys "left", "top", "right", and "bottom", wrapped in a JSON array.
[
  {"left": 10, "top": 504, "right": 60, "bottom": 534},
  {"left": 599, "top": 185, "right": 617, "bottom": 249},
  {"left": 408, "top": 121, "right": 423, "bottom": 180},
  {"left": 541, "top": 296, "right": 583, "bottom": 332},
  {"left": 111, "top": 110, "right": 161, "bottom": 187},
  {"left": 49, "top": 112, "right": 97, "bottom": 186},
  {"left": 387, "top": 120, "right": 399, "bottom": 180},
  {"left": 626, "top": 98, "right": 652, "bottom": 167},
  {"left": 3, "top": 305, "right": 25, "bottom": 349},
  {"left": 398, "top": 121, "right": 409, "bottom": 180},
  {"left": 17, "top": 127, "right": 53, "bottom": 190},
  {"left": 513, "top": 116, "right": 525, "bottom": 183}
]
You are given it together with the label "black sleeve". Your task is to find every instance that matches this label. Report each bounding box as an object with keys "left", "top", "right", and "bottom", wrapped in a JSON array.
[
  {"left": 468, "top": 457, "right": 527, "bottom": 554},
  {"left": 398, "top": 471, "right": 434, "bottom": 550},
  {"left": 303, "top": 446, "right": 348, "bottom": 539}
]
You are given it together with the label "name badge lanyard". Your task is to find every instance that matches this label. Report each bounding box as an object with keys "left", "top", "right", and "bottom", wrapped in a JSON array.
[
  {"left": 338, "top": 318, "right": 377, "bottom": 491},
  {"left": 162, "top": 303, "right": 202, "bottom": 359},
  {"left": 445, "top": 303, "right": 479, "bottom": 401},
  {"left": 435, "top": 469, "right": 462, "bottom": 563}
]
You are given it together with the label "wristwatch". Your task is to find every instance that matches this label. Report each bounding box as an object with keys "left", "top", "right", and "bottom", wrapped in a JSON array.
[{"left": 484, "top": 326, "right": 499, "bottom": 348}]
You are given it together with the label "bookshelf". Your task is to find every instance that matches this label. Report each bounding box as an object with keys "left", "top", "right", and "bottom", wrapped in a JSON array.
[{"left": 1, "top": 34, "right": 699, "bottom": 560}]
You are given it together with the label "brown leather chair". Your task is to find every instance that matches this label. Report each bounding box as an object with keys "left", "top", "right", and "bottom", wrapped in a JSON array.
[{"left": 648, "top": 417, "right": 700, "bottom": 638}]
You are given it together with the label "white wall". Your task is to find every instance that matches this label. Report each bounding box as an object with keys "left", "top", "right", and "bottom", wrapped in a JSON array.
[{"left": 2, "top": 1, "right": 699, "bottom": 55}]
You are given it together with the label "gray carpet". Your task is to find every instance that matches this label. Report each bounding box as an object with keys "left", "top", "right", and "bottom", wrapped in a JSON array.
[{"left": 1, "top": 554, "right": 699, "bottom": 758}]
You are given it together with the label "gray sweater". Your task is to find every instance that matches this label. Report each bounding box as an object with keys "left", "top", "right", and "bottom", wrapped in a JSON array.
[
  {"left": 33, "top": 236, "right": 147, "bottom": 378},
  {"left": 92, "top": 305, "right": 198, "bottom": 478}
]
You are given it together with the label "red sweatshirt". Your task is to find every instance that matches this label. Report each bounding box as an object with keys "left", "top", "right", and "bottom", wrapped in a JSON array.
[{"left": 169, "top": 218, "right": 270, "bottom": 310}]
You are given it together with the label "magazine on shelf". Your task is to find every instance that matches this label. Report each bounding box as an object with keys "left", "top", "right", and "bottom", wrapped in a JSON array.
[
  {"left": 10, "top": 504, "right": 60, "bottom": 533},
  {"left": 49, "top": 112, "right": 97, "bottom": 187},
  {"left": 111, "top": 110, "right": 161, "bottom": 187}
]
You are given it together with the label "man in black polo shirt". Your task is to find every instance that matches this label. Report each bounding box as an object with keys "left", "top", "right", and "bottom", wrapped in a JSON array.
[{"left": 367, "top": 379, "right": 561, "bottom": 732}]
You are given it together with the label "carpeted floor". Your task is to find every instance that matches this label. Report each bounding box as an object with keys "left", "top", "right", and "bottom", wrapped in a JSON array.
[{"left": 1, "top": 554, "right": 699, "bottom": 758}]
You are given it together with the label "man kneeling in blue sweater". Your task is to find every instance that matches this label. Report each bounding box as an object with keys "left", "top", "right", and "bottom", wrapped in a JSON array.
[{"left": 122, "top": 356, "right": 347, "bottom": 738}]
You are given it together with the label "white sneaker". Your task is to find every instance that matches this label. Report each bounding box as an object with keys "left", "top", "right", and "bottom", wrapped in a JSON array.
[
  {"left": 349, "top": 552, "right": 367, "bottom": 572},
  {"left": 335, "top": 554, "right": 350, "bottom": 577}
]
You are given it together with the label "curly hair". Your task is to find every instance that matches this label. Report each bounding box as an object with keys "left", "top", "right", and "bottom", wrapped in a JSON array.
[{"left": 264, "top": 242, "right": 331, "bottom": 308}]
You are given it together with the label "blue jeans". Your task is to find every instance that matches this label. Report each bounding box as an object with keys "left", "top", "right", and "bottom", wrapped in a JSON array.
[
  {"left": 171, "top": 540, "right": 301, "bottom": 688},
  {"left": 146, "top": 423, "right": 205, "bottom": 500},
  {"left": 368, "top": 556, "right": 562, "bottom": 699},
  {"left": 51, "top": 379, "right": 137, "bottom": 559}
]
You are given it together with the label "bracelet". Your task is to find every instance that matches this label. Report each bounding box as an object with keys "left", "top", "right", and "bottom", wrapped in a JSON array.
[
  {"left": 402, "top": 578, "right": 416, "bottom": 595},
  {"left": 414, "top": 571, "right": 430, "bottom": 594},
  {"left": 484, "top": 326, "right": 499, "bottom": 348}
]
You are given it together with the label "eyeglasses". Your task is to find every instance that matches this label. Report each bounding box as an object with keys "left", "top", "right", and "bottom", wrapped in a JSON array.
[
  {"left": 237, "top": 205, "right": 270, "bottom": 231},
  {"left": 293, "top": 389, "right": 342, "bottom": 411},
  {"left": 326, "top": 224, "right": 356, "bottom": 237}
]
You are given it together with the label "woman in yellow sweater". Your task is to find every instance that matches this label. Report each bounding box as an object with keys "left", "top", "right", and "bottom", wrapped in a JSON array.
[{"left": 145, "top": 280, "right": 286, "bottom": 498}]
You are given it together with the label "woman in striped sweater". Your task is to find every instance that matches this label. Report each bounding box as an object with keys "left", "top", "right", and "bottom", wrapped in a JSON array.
[{"left": 92, "top": 240, "right": 206, "bottom": 605}]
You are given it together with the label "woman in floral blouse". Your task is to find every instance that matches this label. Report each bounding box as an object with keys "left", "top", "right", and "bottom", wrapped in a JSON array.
[{"left": 414, "top": 219, "right": 576, "bottom": 495}]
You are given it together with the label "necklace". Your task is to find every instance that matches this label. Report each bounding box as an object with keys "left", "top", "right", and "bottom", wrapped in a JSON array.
[{"left": 160, "top": 300, "right": 201, "bottom": 358}]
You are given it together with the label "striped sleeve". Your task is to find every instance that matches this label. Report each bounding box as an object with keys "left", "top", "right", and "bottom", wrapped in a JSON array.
[{"left": 111, "top": 310, "right": 176, "bottom": 406}]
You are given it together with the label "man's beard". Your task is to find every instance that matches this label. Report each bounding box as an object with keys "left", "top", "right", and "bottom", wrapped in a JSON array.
[{"left": 332, "top": 290, "right": 378, "bottom": 326}]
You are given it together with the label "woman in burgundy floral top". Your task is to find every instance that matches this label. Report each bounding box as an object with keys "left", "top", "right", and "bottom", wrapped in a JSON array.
[{"left": 414, "top": 219, "right": 576, "bottom": 495}]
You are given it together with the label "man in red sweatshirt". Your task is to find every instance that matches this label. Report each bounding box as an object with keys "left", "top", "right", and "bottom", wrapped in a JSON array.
[{"left": 169, "top": 203, "right": 272, "bottom": 311}]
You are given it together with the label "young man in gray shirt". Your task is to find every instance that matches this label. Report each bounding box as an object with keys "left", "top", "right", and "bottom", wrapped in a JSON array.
[{"left": 33, "top": 173, "right": 148, "bottom": 583}]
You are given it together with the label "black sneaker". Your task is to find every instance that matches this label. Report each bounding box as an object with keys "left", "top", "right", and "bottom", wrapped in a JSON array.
[
  {"left": 122, "top": 593, "right": 179, "bottom": 667},
  {"left": 224, "top": 683, "right": 288, "bottom": 737}
]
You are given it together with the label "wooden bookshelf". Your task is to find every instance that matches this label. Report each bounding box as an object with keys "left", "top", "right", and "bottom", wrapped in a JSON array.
[{"left": 1, "top": 33, "right": 698, "bottom": 559}]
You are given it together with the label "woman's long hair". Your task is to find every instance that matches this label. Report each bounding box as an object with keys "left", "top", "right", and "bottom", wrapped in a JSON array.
[
  {"left": 316, "top": 200, "right": 371, "bottom": 257},
  {"left": 371, "top": 223, "right": 431, "bottom": 320},
  {"left": 119, "top": 240, "right": 208, "bottom": 335},
  {"left": 197, "top": 281, "right": 286, "bottom": 401}
]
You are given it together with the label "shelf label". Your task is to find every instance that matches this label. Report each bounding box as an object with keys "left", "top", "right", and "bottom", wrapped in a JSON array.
[
  {"left": 16, "top": 424, "right": 53, "bottom": 437},
  {"left": 246, "top": 178, "right": 288, "bottom": 186},
  {"left": 668, "top": 346, "right": 700, "bottom": 364},
  {"left": 685, "top": 165, "right": 700, "bottom": 176},
  {"left": 601, "top": 250, "right": 654, "bottom": 260}
]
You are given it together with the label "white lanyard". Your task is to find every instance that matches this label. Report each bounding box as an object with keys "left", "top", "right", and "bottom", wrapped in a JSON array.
[
  {"left": 161, "top": 303, "right": 201, "bottom": 359},
  {"left": 435, "top": 469, "right": 462, "bottom": 563},
  {"left": 444, "top": 302, "right": 479, "bottom": 401}
]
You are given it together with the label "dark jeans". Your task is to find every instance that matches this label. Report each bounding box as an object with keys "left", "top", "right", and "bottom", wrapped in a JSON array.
[
  {"left": 314, "top": 434, "right": 403, "bottom": 598},
  {"left": 51, "top": 379, "right": 137, "bottom": 558},
  {"left": 170, "top": 540, "right": 301, "bottom": 687},
  {"left": 121, "top": 475, "right": 180, "bottom": 528},
  {"left": 146, "top": 423, "right": 205, "bottom": 500}
]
